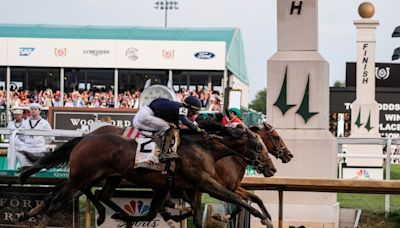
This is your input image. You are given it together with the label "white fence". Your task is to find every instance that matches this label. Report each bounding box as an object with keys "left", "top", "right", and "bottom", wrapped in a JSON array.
[{"left": 337, "top": 137, "right": 400, "bottom": 216}]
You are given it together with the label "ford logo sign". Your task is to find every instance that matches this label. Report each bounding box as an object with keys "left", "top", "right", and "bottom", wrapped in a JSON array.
[{"left": 194, "top": 51, "right": 215, "bottom": 59}]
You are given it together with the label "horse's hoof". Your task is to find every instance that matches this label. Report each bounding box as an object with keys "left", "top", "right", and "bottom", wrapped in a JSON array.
[
  {"left": 97, "top": 215, "right": 105, "bottom": 226},
  {"left": 261, "top": 218, "right": 273, "bottom": 228},
  {"left": 211, "top": 213, "right": 229, "bottom": 222}
]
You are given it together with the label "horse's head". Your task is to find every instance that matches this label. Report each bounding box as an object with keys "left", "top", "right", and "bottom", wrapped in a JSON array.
[
  {"left": 250, "top": 123, "right": 293, "bottom": 163},
  {"left": 211, "top": 125, "right": 277, "bottom": 177}
]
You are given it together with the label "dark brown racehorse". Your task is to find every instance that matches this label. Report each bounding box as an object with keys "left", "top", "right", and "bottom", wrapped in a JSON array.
[
  {"left": 20, "top": 122, "right": 291, "bottom": 227},
  {"left": 20, "top": 124, "right": 276, "bottom": 228},
  {"left": 76, "top": 122, "right": 292, "bottom": 225}
]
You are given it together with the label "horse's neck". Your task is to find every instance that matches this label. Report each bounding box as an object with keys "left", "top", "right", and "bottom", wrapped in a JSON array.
[{"left": 215, "top": 156, "right": 247, "bottom": 189}]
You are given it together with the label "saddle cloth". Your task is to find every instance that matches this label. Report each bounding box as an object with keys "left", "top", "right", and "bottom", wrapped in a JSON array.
[{"left": 123, "top": 127, "right": 165, "bottom": 171}]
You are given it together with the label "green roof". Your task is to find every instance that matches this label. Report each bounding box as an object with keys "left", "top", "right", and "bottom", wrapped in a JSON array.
[{"left": 0, "top": 24, "right": 249, "bottom": 84}]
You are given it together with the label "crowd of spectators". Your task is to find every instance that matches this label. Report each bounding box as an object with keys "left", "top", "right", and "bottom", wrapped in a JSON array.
[{"left": 1, "top": 87, "right": 223, "bottom": 111}]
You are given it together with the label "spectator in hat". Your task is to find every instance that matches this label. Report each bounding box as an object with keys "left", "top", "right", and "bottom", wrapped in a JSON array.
[
  {"left": 17, "top": 103, "right": 54, "bottom": 167},
  {"left": 208, "top": 95, "right": 222, "bottom": 112},
  {"left": 6, "top": 108, "right": 26, "bottom": 169},
  {"left": 222, "top": 107, "right": 243, "bottom": 128},
  {"left": 7, "top": 109, "right": 24, "bottom": 130}
]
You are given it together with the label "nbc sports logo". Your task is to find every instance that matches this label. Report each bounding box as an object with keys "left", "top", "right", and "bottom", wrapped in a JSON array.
[{"left": 124, "top": 200, "right": 150, "bottom": 216}]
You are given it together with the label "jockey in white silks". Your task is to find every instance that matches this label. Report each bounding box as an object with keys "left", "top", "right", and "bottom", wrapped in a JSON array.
[
  {"left": 132, "top": 96, "right": 207, "bottom": 161},
  {"left": 6, "top": 108, "right": 25, "bottom": 169},
  {"left": 16, "top": 103, "right": 54, "bottom": 167}
]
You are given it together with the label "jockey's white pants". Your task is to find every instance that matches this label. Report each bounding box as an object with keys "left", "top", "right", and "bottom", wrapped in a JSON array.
[{"left": 133, "top": 105, "right": 170, "bottom": 132}]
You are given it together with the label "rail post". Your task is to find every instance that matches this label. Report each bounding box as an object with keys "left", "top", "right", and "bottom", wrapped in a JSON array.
[
  {"left": 385, "top": 137, "right": 392, "bottom": 218},
  {"left": 278, "top": 188, "right": 283, "bottom": 228},
  {"left": 85, "top": 196, "right": 91, "bottom": 228}
]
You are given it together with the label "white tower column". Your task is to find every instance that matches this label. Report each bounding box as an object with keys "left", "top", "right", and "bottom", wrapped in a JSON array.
[
  {"left": 345, "top": 2, "right": 382, "bottom": 178},
  {"left": 257, "top": 0, "right": 339, "bottom": 227}
]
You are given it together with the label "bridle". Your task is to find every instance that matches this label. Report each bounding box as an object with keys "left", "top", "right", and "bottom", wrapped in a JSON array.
[
  {"left": 210, "top": 129, "right": 266, "bottom": 172},
  {"left": 263, "top": 122, "right": 287, "bottom": 159}
]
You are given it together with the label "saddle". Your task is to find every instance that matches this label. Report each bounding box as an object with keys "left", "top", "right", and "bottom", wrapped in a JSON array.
[{"left": 123, "top": 126, "right": 179, "bottom": 172}]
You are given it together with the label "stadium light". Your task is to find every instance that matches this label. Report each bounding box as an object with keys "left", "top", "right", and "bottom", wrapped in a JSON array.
[
  {"left": 154, "top": 1, "right": 179, "bottom": 27},
  {"left": 392, "top": 26, "right": 400, "bottom": 60}
]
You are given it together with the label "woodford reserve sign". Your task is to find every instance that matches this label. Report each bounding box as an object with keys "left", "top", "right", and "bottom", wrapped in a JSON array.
[
  {"left": 48, "top": 107, "right": 136, "bottom": 130},
  {"left": 0, "top": 186, "right": 79, "bottom": 227}
]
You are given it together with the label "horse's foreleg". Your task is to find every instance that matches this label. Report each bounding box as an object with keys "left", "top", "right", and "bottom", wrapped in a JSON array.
[
  {"left": 186, "top": 191, "right": 202, "bottom": 228},
  {"left": 200, "top": 178, "right": 273, "bottom": 228},
  {"left": 235, "top": 186, "right": 271, "bottom": 220}
]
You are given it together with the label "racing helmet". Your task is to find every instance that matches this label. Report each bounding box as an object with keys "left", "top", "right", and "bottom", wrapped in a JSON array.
[{"left": 183, "top": 96, "right": 201, "bottom": 113}]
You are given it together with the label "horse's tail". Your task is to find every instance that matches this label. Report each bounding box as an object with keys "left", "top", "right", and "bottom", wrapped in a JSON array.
[{"left": 19, "top": 137, "right": 84, "bottom": 184}]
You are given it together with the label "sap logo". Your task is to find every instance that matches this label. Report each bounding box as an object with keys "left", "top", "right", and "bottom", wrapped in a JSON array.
[
  {"left": 19, "top": 48, "right": 35, "bottom": 56},
  {"left": 194, "top": 51, "right": 215, "bottom": 59}
]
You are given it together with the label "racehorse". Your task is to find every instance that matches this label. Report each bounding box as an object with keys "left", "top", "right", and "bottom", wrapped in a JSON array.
[
  {"left": 19, "top": 124, "right": 276, "bottom": 228},
  {"left": 20, "top": 121, "right": 291, "bottom": 227}
]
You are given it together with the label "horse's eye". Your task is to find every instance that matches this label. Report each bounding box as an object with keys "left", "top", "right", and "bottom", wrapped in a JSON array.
[{"left": 256, "top": 144, "right": 263, "bottom": 152}]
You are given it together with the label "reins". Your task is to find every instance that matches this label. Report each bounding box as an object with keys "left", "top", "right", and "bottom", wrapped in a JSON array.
[{"left": 263, "top": 122, "right": 287, "bottom": 159}]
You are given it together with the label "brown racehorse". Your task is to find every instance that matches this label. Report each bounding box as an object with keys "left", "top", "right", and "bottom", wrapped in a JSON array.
[
  {"left": 91, "top": 122, "right": 293, "bottom": 225},
  {"left": 20, "top": 122, "right": 291, "bottom": 227},
  {"left": 20, "top": 125, "right": 276, "bottom": 228}
]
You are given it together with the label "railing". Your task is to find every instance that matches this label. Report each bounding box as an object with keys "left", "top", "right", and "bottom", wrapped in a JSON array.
[
  {"left": 337, "top": 137, "right": 400, "bottom": 217},
  {"left": 0, "top": 128, "right": 85, "bottom": 170}
]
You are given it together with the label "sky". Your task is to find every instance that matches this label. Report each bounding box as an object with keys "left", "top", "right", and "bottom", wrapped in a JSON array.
[{"left": 0, "top": 0, "right": 398, "bottom": 101}]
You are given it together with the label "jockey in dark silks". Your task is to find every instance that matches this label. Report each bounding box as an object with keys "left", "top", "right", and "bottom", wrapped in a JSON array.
[{"left": 132, "top": 96, "right": 207, "bottom": 161}]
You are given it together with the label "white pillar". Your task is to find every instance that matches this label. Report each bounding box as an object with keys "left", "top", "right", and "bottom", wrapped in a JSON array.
[
  {"left": 60, "top": 68, "right": 64, "bottom": 106},
  {"left": 346, "top": 3, "right": 382, "bottom": 176},
  {"left": 114, "top": 69, "right": 118, "bottom": 108},
  {"left": 260, "top": 1, "right": 339, "bottom": 227}
]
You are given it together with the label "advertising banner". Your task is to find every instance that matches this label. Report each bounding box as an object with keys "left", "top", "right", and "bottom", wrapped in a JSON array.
[
  {"left": 116, "top": 40, "right": 225, "bottom": 70},
  {"left": 5, "top": 38, "right": 225, "bottom": 70},
  {"left": 0, "top": 186, "right": 79, "bottom": 227},
  {"left": 95, "top": 190, "right": 182, "bottom": 228},
  {"left": 49, "top": 107, "right": 135, "bottom": 130},
  {"left": 330, "top": 87, "right": 400, "bottom": 138}
]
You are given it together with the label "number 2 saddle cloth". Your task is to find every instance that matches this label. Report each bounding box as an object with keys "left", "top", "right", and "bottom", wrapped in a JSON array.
[{"left": 122, "top": 127, "right": 179, "bottom": 172}]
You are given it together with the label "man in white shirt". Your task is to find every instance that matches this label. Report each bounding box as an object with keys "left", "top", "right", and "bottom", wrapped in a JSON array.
[
  {"left": 17, "top": 103, "right": 54, "bottom": 167},
  {"left": 7, "top": 108, "right": 25, "bottom": 169}
]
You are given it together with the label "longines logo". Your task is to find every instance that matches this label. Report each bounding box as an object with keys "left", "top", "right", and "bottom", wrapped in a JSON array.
[
  {"left": 54, "top": 48, "right": 67, "bottom": 57},
  {"left": 126, "top": 47, "right": 139, "bottom": 61},
  {"left": 83, "top": 49, "right": 110, "bottom": 57}
]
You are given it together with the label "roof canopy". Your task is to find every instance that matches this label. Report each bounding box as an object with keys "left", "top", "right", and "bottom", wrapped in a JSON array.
[{"left": 0, "top": 24, "right": 248, "bottom": 84}]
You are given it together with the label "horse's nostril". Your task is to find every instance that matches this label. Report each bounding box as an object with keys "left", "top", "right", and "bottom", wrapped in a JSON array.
[
  {"left": 271, "top": 167, "right": 277, "bottom": 173},
  {"left": 289, "top": 153, "right": 294, "bottom": 158}
]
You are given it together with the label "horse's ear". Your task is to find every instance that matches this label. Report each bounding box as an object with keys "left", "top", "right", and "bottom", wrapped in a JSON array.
[{"left": 249, "top": 126, "right": 259, "bottom": 132}]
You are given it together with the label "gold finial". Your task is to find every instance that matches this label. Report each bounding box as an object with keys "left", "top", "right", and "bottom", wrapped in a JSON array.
[{"left": 358, "top": 2, "right": 375, "bottom": 18}]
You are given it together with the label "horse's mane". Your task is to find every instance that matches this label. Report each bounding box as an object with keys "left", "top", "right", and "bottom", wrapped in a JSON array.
[{"left": 196, "top": 118, "right": 244, "bottom": 139}]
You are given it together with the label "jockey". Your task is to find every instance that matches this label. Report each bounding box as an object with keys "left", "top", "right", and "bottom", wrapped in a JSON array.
[
  {"left": 132, "top": 96, "right": 207, "bottom": 161},
  {"left": 222, "top": 107, "right": 243, "bottom": 128}
]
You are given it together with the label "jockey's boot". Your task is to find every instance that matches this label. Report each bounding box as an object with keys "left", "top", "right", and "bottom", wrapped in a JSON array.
[{"left": 159, "top": 128, "right": 175, "bottom": 162}]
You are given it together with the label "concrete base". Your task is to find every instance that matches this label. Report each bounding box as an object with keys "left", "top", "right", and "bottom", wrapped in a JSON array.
[{"left": 254, "top": 128, "right": 338, "bottom": 227}]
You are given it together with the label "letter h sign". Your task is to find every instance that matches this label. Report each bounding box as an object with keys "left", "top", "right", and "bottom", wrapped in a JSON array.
[{"left": 290, "top": 1, "right": 303, "bottom": 15}]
